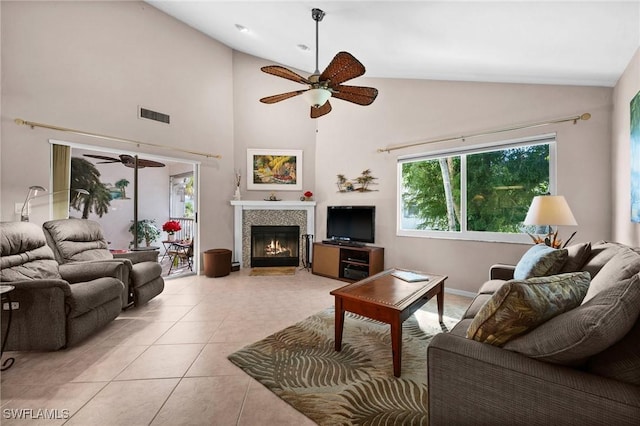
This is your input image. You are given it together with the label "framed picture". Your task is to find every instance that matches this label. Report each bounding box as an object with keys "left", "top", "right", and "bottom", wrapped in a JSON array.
[
  {"left": 247, "top": 149, "right": 303, "bottom": 191},
  {"left": 631, "top": 90, "right": 640, "bottom": 222}
]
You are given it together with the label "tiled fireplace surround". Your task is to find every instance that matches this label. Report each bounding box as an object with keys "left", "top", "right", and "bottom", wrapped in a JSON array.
[{"left": 231, "top": 200, "right": 316, "bottom": 268}]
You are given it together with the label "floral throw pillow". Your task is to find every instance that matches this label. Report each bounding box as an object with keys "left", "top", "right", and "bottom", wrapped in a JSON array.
[
  {"left": 466, "top": 272, "right": 591, "bottom": 346},
  {"left": 513, "top": 244, "right": 568, "bottom": 280}
]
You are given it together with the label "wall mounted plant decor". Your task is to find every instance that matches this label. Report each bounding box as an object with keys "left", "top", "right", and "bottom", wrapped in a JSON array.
[{"left": 336, "top": 169, "right": 378, "bottom": 192}]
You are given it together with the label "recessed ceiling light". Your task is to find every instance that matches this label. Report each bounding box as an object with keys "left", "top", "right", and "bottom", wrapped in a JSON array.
[
  {"left": 297, "top": 44, "right": 310, "bottom": 51},
  {"left": 235, "top": 24, "right": 249, "bottom": 33}
]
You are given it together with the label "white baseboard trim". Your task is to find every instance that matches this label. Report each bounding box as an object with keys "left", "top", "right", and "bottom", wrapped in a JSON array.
[{"left": 444, "top": 287, "right": 477, "bottom": 298}]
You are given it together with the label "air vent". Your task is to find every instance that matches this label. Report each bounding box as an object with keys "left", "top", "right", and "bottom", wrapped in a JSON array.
[{"left": 139, "top": 107, "right": 170, "bottom": 124}]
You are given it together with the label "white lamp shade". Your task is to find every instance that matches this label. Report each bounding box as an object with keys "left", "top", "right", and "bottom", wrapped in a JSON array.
[
  {"left": 303, "top": 88, "right": 331, "bottom": 108},
  {"left": 524, "top": 195, "right": 577, "bottom": 226}
]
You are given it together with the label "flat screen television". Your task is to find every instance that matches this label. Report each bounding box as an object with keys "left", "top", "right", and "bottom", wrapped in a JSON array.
[{"left": 326, "top": 205, "right": 376, "bottom": 244}]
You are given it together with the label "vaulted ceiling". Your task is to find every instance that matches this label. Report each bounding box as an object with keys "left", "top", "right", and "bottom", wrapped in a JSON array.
[{"left": 147, "top": 1, "right": 640, "bottom": 87}]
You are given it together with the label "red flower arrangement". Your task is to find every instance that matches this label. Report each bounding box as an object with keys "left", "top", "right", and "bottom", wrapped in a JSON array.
[
  {"left": 162, "top": 220, "right": 182, "bottom": 234},
  {"left": 304, "top": 191, "right": 313, "bottom": 198}
]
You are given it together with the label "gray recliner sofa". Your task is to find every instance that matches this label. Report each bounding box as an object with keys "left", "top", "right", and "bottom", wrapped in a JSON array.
[
  {"left": 0, "top": 222, "right": 125, "bottom": 350},
  {"left": 42, "top": 218, "right": 164, "bottom": 308}
]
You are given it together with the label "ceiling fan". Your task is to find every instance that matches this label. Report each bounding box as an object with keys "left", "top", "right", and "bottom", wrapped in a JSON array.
[
  {"left": 84, "top": 154, "right": 165, "bottom": 169},
  {"left": 259, "top": 8, "right": 378, "bottom": 119}
]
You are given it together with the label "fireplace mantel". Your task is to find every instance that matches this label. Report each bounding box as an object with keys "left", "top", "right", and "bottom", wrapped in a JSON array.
[{"left": 231, "top": 200, "right": 316, "bottom": 267}]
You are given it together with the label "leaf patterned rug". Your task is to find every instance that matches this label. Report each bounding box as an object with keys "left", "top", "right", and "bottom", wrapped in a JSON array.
[{"left": 228, "top": 307, "right": 457, "bottom": 425}]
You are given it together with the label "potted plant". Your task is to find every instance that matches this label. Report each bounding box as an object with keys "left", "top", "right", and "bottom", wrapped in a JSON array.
[
  {"left": 162, "top": 220, "right": 182, "bottom": 241},
  {"left": 129, "top": 219, "right": 161, "bottom": 247}
]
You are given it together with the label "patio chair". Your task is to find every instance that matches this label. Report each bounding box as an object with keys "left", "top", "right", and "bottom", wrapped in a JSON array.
[{"left": 167, "top": 239, "right": 194, "bottom": 274}]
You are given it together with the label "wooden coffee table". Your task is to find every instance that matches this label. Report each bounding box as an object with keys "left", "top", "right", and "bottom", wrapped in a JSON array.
[{"left": 330, "top": 269, "right": 447, "bottom": 377}]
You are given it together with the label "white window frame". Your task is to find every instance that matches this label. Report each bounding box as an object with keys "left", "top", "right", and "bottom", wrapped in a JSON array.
[{"left": 396, "top": 133, "right": 557, "bottom": 244}]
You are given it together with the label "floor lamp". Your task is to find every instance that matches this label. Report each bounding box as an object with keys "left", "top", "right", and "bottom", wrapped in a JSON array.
[{"left": 21, "top": 187, "right": 90, "bottom": 222}]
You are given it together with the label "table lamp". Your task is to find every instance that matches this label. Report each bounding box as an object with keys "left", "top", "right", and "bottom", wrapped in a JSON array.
[{"left": 523, "top": 194, "right": 577, "bottom": 248}]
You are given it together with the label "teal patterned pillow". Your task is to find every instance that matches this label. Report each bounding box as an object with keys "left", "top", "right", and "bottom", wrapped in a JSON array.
[
  {"left": 466, "top": 272, "right": 590, "bottom": 346},
  {"left": 514, "top": 244, "right": 568, "bottom": 280}
]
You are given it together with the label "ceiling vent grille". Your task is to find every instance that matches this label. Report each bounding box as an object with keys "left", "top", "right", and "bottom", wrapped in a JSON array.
[{"left": 139, "top": 107, "right": 170, "bottom": 124}]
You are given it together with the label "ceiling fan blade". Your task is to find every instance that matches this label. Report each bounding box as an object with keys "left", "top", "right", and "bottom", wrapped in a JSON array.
[
  {"left": 320, "top": 52, "right": 365, "bottom": 86},
  {"left": 260, "top": 90, "right": 307, "bottom": 104},
  {"left": 261, "top": 66, "right": 310, "bottom": 85},
  {"left": 331, "top": 85, "right": 379, "bottom": 106},
  {"left": 310, "top": 101, "right": 332, "bottom": 119},
  {"left": 137, "top": 159, "right": 166, "bottom": 168},
  {"left": 84, "top": 154, "right": 120, "bottom": 162},
  {"left": 119, "top": 154, "right": 165, "bottom": 168}
]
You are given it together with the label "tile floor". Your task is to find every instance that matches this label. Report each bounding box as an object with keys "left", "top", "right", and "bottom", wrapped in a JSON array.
[{"left": 0, "top": 269, "right": 472, "bottom": 425}]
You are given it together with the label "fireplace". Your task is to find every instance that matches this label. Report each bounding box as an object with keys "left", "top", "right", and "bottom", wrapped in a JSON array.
[{"left": 251, "top": 225, "right": 300, "bottom": 267}]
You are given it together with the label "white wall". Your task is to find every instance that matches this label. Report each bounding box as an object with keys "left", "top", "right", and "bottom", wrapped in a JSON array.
[
  {"left": 232, "top": 51, "right": 317, "bottom": 201},
  {"left": 612, "top": 47, "right": 640, "bottom": 245},
  {"left": 1, "top": 1, "right": 235, "bottom": 267},
  {"left": 315, "top": 77, "right": 612, "bottom": 293}
]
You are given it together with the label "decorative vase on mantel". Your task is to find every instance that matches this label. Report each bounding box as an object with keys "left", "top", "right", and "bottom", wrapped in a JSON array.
[{"left": 233, "top": 186, "right": 241, "bottom": 201}]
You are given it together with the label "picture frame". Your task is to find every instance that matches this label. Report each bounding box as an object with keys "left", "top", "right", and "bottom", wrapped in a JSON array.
[{"left": 247, "top": 149, "right": 303, "bottom": 191}]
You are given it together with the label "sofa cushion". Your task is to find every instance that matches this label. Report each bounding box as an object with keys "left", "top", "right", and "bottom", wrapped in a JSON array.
[
  {"left": 43, "top": 218, "right": 112, "bottom": 263},
  {"left": 466, "top": 272, "right": 590, "bottom": 346},
  {"left": 582, "top": 247, "right": 640, "bottom": 304},
  {"left": 558, "top": 242, "right": 592, "bottom": 273},
  {"left": 0, "top": 222, "right": 61, "bottom": 281},
  {"left": 581, "top": 241, "right": 627, "bottom": 280},
  {"left": 513, "top": 244, "right": 568, "bottom": 280},
  {"left": 504, "top": 273, "right": 640, "bottom": 365},
  {"left": 587, "top": 320, "right": 640, "bottom": 386}
]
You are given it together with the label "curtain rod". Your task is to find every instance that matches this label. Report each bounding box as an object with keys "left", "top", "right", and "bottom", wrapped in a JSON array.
[
  {"left": 377, "top": 112, "right": 591, "bottom": 154},
  {"left": 14, "top": 118, "right": 222, "bottom": 159}
]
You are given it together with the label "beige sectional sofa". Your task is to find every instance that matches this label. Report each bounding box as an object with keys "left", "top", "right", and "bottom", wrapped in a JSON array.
[{"left": 428, "top": 241, "right": 640, "bottom": 425}]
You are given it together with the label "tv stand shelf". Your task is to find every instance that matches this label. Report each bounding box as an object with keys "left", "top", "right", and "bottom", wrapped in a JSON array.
[{"left": 312, "top": 242, "right": 384, "bottom": 282}]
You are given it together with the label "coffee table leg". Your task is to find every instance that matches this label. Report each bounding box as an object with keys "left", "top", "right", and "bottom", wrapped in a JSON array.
[
  {"left": 437, "top": 282, "right": 444, "bottom": 324},
  {"left": 391, "top": 318, "right": 402, "bottom": 377},
  {"left": 335, "top": 297, "right": 345, "bottom": 352}
]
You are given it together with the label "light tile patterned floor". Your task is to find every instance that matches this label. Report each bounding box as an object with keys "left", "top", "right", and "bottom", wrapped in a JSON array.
[{"left": 0, "top": 269, "right": 472, "bottom": 425}]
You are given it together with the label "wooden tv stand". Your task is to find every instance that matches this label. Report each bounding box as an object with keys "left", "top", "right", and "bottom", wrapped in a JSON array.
[{"left": 311, "top": 242, "right": 384, "bottom": 282}]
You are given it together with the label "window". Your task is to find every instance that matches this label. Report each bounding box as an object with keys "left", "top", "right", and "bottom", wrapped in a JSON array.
[
  {"left": 398, "top": 135, "right": 555, "bottom": 243},
  {"left": 170, "top": 172, "right": 195, "bottom": 219}
]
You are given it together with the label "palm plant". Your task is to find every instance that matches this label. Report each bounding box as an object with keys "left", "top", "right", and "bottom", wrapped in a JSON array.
[
  {"left": 115, "top": 178, "right": 130, "bottom": 199},
  {"left": 70, "top": 157, "right": 111, "bottom": 218}
]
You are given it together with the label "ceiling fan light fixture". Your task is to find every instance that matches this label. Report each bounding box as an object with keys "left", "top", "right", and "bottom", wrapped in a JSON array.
[{"left": 304, "top": 88, "right": 332, "bottom": 108}]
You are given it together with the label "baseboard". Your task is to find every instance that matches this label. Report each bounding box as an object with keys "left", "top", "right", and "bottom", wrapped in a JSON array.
[{"left": 444, "top": 287, "right": 477, "bottom": 298}]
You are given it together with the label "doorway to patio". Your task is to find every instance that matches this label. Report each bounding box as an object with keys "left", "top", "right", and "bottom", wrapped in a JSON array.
[{"left": 50, "top": 140, "right": 199, "bottom": 278}]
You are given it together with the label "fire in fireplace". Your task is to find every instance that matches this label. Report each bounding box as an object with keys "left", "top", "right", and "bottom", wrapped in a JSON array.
[{"left": 251, "top": 225, "right": 300, "bottom": 267}]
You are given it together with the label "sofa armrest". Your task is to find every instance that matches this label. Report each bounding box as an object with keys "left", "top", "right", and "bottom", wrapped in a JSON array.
[
  {"left": 427, "top": 333, "right": 640, "bottom": 425},
  {"left": 7, "top": 279, "right": 71, "bottom": 295},
  {"left": 2, "top": 279, "right": 71, "bottom": 350},
  {"left": 59, "top": 260, "right": 128, "bottom": 284},
  {"left": 490, "top": 263, "right": 515, "bottom": 280},
  {"left": 114, "top": 251, "right": 158, "bottom": 264}
]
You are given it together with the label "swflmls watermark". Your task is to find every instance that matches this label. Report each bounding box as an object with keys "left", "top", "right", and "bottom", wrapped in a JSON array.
[{"left": 3, "top": 408, "right": 70, "bottom": 420}]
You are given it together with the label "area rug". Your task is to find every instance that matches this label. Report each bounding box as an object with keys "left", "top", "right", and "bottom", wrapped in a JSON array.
[
  {"left": 249, "top": 266, "right": 296, "bottom": 276},
  {"left": 228, "top": 307, "right": 458, "bottom": 425}
]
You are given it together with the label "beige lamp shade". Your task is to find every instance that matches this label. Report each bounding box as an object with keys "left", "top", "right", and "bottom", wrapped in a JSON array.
[{"left": 524, "top": 195, "right": 577, "bottom": 226}]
